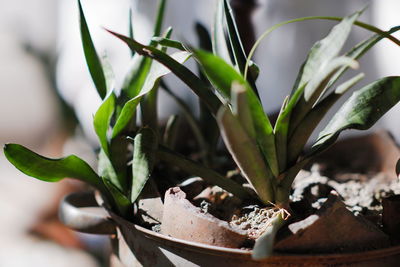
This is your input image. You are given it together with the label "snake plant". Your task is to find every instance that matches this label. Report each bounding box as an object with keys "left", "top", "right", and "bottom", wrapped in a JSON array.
[
  {"left": 105, "top": 0, "right": 400, "bottom": 257},
  {"left": 3, "top": 0, "right": 400, "bottom": 259}
]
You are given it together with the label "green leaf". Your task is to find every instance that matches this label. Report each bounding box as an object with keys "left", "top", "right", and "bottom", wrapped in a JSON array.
[
  {"left": 222, "top": 0, "right": 259, "bottom": 96},
  {"left": 157, "top": 146, "right": 251, "bottom": 200},
  {"left": 304, "top": 57, "right": 358, "bottom": 101},
  {"left": 153, "top": 0, "right": 167, "bottom": 37},
  {"left": 94, "top": 92, "right": 116, "bottom": 156},
  {"left": 106, "top": 30, "right": 221, "bottom": 114},
  {"left": 291, "top": 11, "right": 361, "bottom": 94},
  {"left": 121, "top": 55, "right": 153, "bottom": 99},
  {"left": 102, "top": 177, "right": 132, "bottom": 217},
  {"left": 111, "top": 97, "right": 140, "bottom": 139},
  {"left": 4, "top": 144, "right": 102, "bottom": 190},
  {"left": 325, "top": 26, "right": 400, "bottom": 91},
  {"left": 212, "top": 0, "right": 233, "bottom": 65},
  {"left": 287, "top": 73, "right": 364, "bottom": 163},
  {"left": 222, "top": 0, "right": 247, "bottom": 72},
  {"left": 112, "top": 51, "right": 191, "bottom": 138},
  {"left": 196, "top": 22, "right": 220, "bottom": 164},
  {"left": 252, "top": 211, "right": 287, "bottom": 260},
  {"left": 194, "top": 49, "right": 279, "bottom": 176},
  {"left": 248, "top": 61, "right": 260, "bottom": 81},
  {"left": 290, "top": 57, "right": 359, "bottom": 131},
  {"left": 231, "top": 82, "right": 255, "bottom": 138},
  {"left": 312, "top": 77, "right": 400, "bottom": 153},
  {"left": 274, "top": 95, "right": 290, "bottom": 172},
  {"left": 151, "top": 37, "right": 186, "bottom": 51},
  {"left": 130, "top": 128, "right": 158, "bottom": 203},
  {"left": 141, "top": 27, "right": 173, "bottom": 131},
  {"left": 78, "top": 0, "right": 107, "bottom": 99},
  {"left": 142, "top": 51, "right": 191, "bottom": 97},
  {"left": 217, "top": 106, "right": 275, "bottom": 204},
  {"left": 128, "top": 8, "right": 135, "bottom": 57},
  {"left": 244, "top": 16, "right": 400, "bottom": 81},
  {"left": 98, "top": 149, "right": 122, "bottom": 191}
]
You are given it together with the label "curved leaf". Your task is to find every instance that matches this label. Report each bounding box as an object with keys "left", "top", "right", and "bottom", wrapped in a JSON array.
[
  {"left": 157, "top": 146, "right": 251, "bottom": 200},
  {"left": 217, "top": 106, "right": 274, "bottom": 204},
  {"left": 78, "top": 0, "right": 107, "bottom": 99},
  {"left": 290, "top": 57, "right": 359, "bottom": 132},
  {"left": 98, "top": 149, "right": 122, "bottom": 191},
  {"left": 112, "top": 51, "right": 191, "bottom": 138},
  {"left": 106, "top": 30, "right": 221, "bottom": 114},
  {"left": 212, "top": 0, "right": 233, "bottom": 65},
  {"left": 291, "top": 11, "right": 361, "bottom": 94},
  {"left": 326, "top": 26, "right": 400, "bottom": 91},
  {"left": 130, "top": 128, "right": 158, "bottom": 203},
  {"left": 222, "top": 0, "right": 259, "bottom": 95},
  {"left": 312, "top": 77, "right": 400, "bottom": 153},
  {"left": 4, "top": 144, "right": 101, "bottom": 189},
  {"left": 94, "top": 92, "right": 116, "bottom": 156},
  {"left": 288, "top": 73, "right": 365, "bottom": 163},
  {"left": 194, "top": 49, "right": 278, "bottom": 176},
  {"left": 102, "top": 177, "right": 132, "bottom": 218},
  {"left": 151, "top": 37, "right": 186, "bottom": 51}
]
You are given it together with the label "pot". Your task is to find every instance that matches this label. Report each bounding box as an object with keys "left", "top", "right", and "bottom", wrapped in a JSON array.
[{"left": 59, "top": 191, "right": 400, "bottom": 267}]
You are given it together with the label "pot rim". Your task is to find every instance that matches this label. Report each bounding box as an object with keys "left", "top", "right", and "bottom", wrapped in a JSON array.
[{"left": 112, "top": 211, "right": 400, "bottom": 262}]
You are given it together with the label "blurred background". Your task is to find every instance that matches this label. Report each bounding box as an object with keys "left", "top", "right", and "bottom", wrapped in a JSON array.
[{"left": 0, "top": 0, "right": 399, "bottom": 266}]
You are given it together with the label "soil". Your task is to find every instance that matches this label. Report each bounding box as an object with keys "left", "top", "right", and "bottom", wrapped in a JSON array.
[
  {"left": 291, "top": 164, "right": 400, "bottom": 217},
  {"left": 175, "top": 161, "right": 400, "bottom": 252}
]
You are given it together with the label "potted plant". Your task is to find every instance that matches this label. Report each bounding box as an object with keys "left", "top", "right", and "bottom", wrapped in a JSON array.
[{"left": 4, "top": 0, "right": 400, "bottom": 265}]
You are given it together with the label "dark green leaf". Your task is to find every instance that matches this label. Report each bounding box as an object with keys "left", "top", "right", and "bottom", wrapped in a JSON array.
[
  {"left": 151, "top": 37, "right": 186, "bottom": 51},
  {"left": 121, "top": 55, "right": 152, "bottom": 99},
  {"left": 78, "top": 0, "right": 107, "bottom": 99},
  {"left": 130, "top": 128, "right": 158, "bottom": 203},
  {"left": 102, "top": 177, "right": 132, "bottom": 217},
  {"left": 106, "top": 30, "right": 221, "bottom": 114},
  {"left": 157, "top": 146, "right": 251, "bottom": 200},
  {"left": 312, "top": 77, "right": 400, "bottom": 153},
  {"left": 222, "top": 0, "right": 247, "bottom": 74},
  {"left": 4, "top": 144, "right": 102, "bottom": 189},
  {"left": 153, "top": 0, "right": 166, "bottom": 37},
  {"left": 222, "top": 0, "right": 259, "bottom": 96},
  {"left": 112, "top": 97, "right": 140, "bottom": 139},
  {"left": 274, "top": 95, "right": 290, "bottom": 172},
  {"left": 98, "top": 149, "right": 122, "bottom": 191},
  {"left": 113, "top": 51, "right": 191, "bottom": 138}
]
